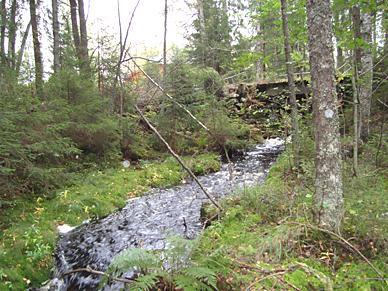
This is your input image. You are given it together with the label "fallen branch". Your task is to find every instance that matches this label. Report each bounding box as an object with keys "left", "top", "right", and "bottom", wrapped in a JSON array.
[
  {"left": 134, "top": 105, "right": 223, "bottom": 211},
  {"left": 62, "top": 267, "right": 134, "bottom": 284}
]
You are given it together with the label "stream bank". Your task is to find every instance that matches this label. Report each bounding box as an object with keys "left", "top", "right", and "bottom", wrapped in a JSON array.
[{"left": 50, "top": 138, "right": 284, "bottom": 290}]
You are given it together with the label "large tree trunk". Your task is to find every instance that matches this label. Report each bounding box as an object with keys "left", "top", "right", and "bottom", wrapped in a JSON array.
[
  {"left": 78, "top": 0, "right": 89, "bottom": 73},
  {"left": 7, "top": 0, "right": 17, "bottom": 69},
  {"left": 0, "top": 0, "right": 6, "bottom": 67},
  {"left": 280, "top": 0, "right": 299, "bottom": 167},
  {"left": 69, "top": 0, "right": 81, "bottom": 64},
  {"left": 306, "top": 0, "right": 343, "bottom": 233},
  {"left": 29, "top": 0, "right": 44, "bottom": 98},
  {"left": 52, "top": 0, "right": 60, "bottom": 73},
  {"left": 358, "top": 11, "right": 373, "bottom": 141}
]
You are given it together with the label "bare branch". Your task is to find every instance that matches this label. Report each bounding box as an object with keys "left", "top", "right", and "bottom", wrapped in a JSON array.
[{"left": 134, "top": 104, "right": 223, "bottom": 211}]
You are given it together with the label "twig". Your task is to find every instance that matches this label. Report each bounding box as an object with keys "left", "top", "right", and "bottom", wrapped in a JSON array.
[
  {"left": 62, "top": 267, "right": 134, "bottom": 284},
  {"left": 377, "top": 98, "right": 388, "bottom": 108},
  {"left": 277, "top": 276, "right": 301, "bottom": 291}
]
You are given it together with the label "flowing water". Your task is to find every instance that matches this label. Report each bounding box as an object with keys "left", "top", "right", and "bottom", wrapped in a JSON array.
[{"left": 49, "top": 138, "right": 284, "bottom": 290}]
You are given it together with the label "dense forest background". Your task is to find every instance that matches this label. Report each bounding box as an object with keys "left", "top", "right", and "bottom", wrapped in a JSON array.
[{"left": 0, "top": 0, "right": 387, "bottom": 289}]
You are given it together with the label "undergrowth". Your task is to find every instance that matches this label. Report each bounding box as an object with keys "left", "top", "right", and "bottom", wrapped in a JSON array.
[
  {"left": 190, "top": 137, "right": 387, "bottom": 290},
  {"left": 0, "top": 152, "right": 220, "bottom": 290}
]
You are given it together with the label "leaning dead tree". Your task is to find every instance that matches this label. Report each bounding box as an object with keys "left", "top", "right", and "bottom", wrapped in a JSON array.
[
  {"left": 135, "top": 104, "right": 222, "bottom": 211},
  {"left": 129, "top": 56, "right": 234, "bottom": 180}
]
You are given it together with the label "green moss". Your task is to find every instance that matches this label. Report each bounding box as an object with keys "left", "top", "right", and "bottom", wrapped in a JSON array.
[
  {"left": 0, "top": 152, "right": 220, "bottom": 290},
  {"left": 191, "top": 145, "right": 388, "bottom": 290}
]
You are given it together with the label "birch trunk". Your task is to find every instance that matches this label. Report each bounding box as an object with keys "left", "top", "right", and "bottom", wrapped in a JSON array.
[
  {"left": 307, "top": 0, "right": 343, "bottom": 233},
  {"left": 280, "top": 0, "right": 299, "bottom": 167}
]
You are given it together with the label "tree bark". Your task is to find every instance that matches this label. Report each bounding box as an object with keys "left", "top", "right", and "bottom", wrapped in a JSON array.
[
  {"left": 358, "top": 11, "right": 373, "bottom": 141},
  {"left": 30, "top": 0, "right": 44, "bottom": 98},
  {"left": 255, "top": 23, "right": 265, "bottom": 81},
  {"left": 280, "top": 0, "right": 299, "bottom": 167},
  {"left": 52, "top": 0, "right": 60, "bottom": 73},
  {"left": 69, "top": 0, "right": 81, "bottom": 64},
  {"left": 351, "top": 50, "right": 359, "bottom": 176},
  {"left": 196, "top": 0, "right": 207, "bottom": 66},
  {"left": 7, "top": 0, "right": 17, "bottom": 69},
  {"left": 78, "top": 0, "right": 89, "bottom": 73},
  {"left": 306, "top": 0, "right": 343, "bottom": 233},
  {"left": 0, "top": 0, "right": 6, "bottom": 67},
  {"left": 16, "top": 20, "right": 31, "bottom": 76},
  {"left": 334, "top": 10, "right": 344, "bottom": 70}
]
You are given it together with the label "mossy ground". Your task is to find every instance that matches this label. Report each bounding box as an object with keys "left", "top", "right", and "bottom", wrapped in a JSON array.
[
  {"left": 0, "top": 153, "right": 220, "bottom": 290},
  {"left": 192, "top": 138, "right": 387, "bottom": 290}
]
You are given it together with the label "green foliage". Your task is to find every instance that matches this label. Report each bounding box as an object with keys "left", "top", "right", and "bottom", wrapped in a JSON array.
[
  {"left": 191, "top": 125, "right": 388, "bottom": 289},
  {"left": 188, "top": 0, "right": 233, "bottom": 74},
  {"left": 0, "top": 152, "right": 220, "bottom": 290},
  {"left": 102, "top": 236, "right": 218, "bottom": 290},
  {"left": 155, "top": 55, "right": 250, "bottom": 154}
]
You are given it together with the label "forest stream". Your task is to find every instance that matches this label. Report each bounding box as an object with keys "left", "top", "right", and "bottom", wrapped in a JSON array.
[{"left": 47, "top": 138, "right": 284, "bottom": 290}]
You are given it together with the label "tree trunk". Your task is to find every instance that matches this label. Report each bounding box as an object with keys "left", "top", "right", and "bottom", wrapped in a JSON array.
[
  {"left": 352, "top": 6, "right": 361, "bottom": 68},
  {"left": 306, "top": 0, "right": 343, "bottom": 233},
  {"left": 280, "top": 0, "right": 299, "bottom": 167},
  {"left": 78, "top": 0, "right": 89, "bottom": 73},
  {"left": 197, "top": 0, "right": 207, "bottom": 66},
  {"left": 29, "top": 0, "right": 44, "bottom": 98},
  {"left": 7, "top": 0, "right": 17, "bottom": 69},
  {"left": 334, "top": 10, "right": 344, "bottom": 70},
  {"left": 16, "top": 21, "right": 31, "bottom": 76},
  {"left": 351, "top": 49, "right": 359, "bottom": 176},
  {"left": 69, "top": 0, "right": 81, "bottom": 64},
  {"left": 0, "top": 0, "right": 6, "bottom": 67},
  {"left": 163, "top": 0, "right": 167, "bottom": 82},
  {"left": 358, "top": 11, "right": 373, "bottom": 141},
  {"left": 255, "top": 23, "right": 265, "bottom": 81},
  {"left": 52, "top": 0, "right": 60, "bottom": 73}
]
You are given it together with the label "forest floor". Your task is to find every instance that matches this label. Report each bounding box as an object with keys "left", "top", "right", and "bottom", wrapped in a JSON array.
[
  {"left": 193, "top": 131, "right": 387, "bottom": 290},
  {"left": 0, "top": 153, "right": 221, "bottom": 289}
]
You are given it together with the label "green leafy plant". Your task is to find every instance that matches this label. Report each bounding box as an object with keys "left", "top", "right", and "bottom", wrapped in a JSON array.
[{"left": 101, "top": 236, "right": 218, "bottom": 290}]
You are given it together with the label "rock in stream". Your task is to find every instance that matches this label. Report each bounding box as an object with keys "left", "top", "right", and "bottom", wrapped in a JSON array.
[{"left": 48, "top": 138, "right": 284, "bottom": 290}]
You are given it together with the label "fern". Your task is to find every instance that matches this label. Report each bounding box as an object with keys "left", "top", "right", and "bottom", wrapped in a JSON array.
[
  {"left": 174, "top": 274, "right": 215, "bottom": 291},
  {"left": 183, "top": 266, "right": 217, "bottom": 289},
  {"left": 100, "top": 236, "right": 221, "bottom": 290},
  {"left": 129, "top": 273, "right": 160, "bottom": 291},
  {"left": 106, "top": 248, "right": 161, "bottom": 277}
]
